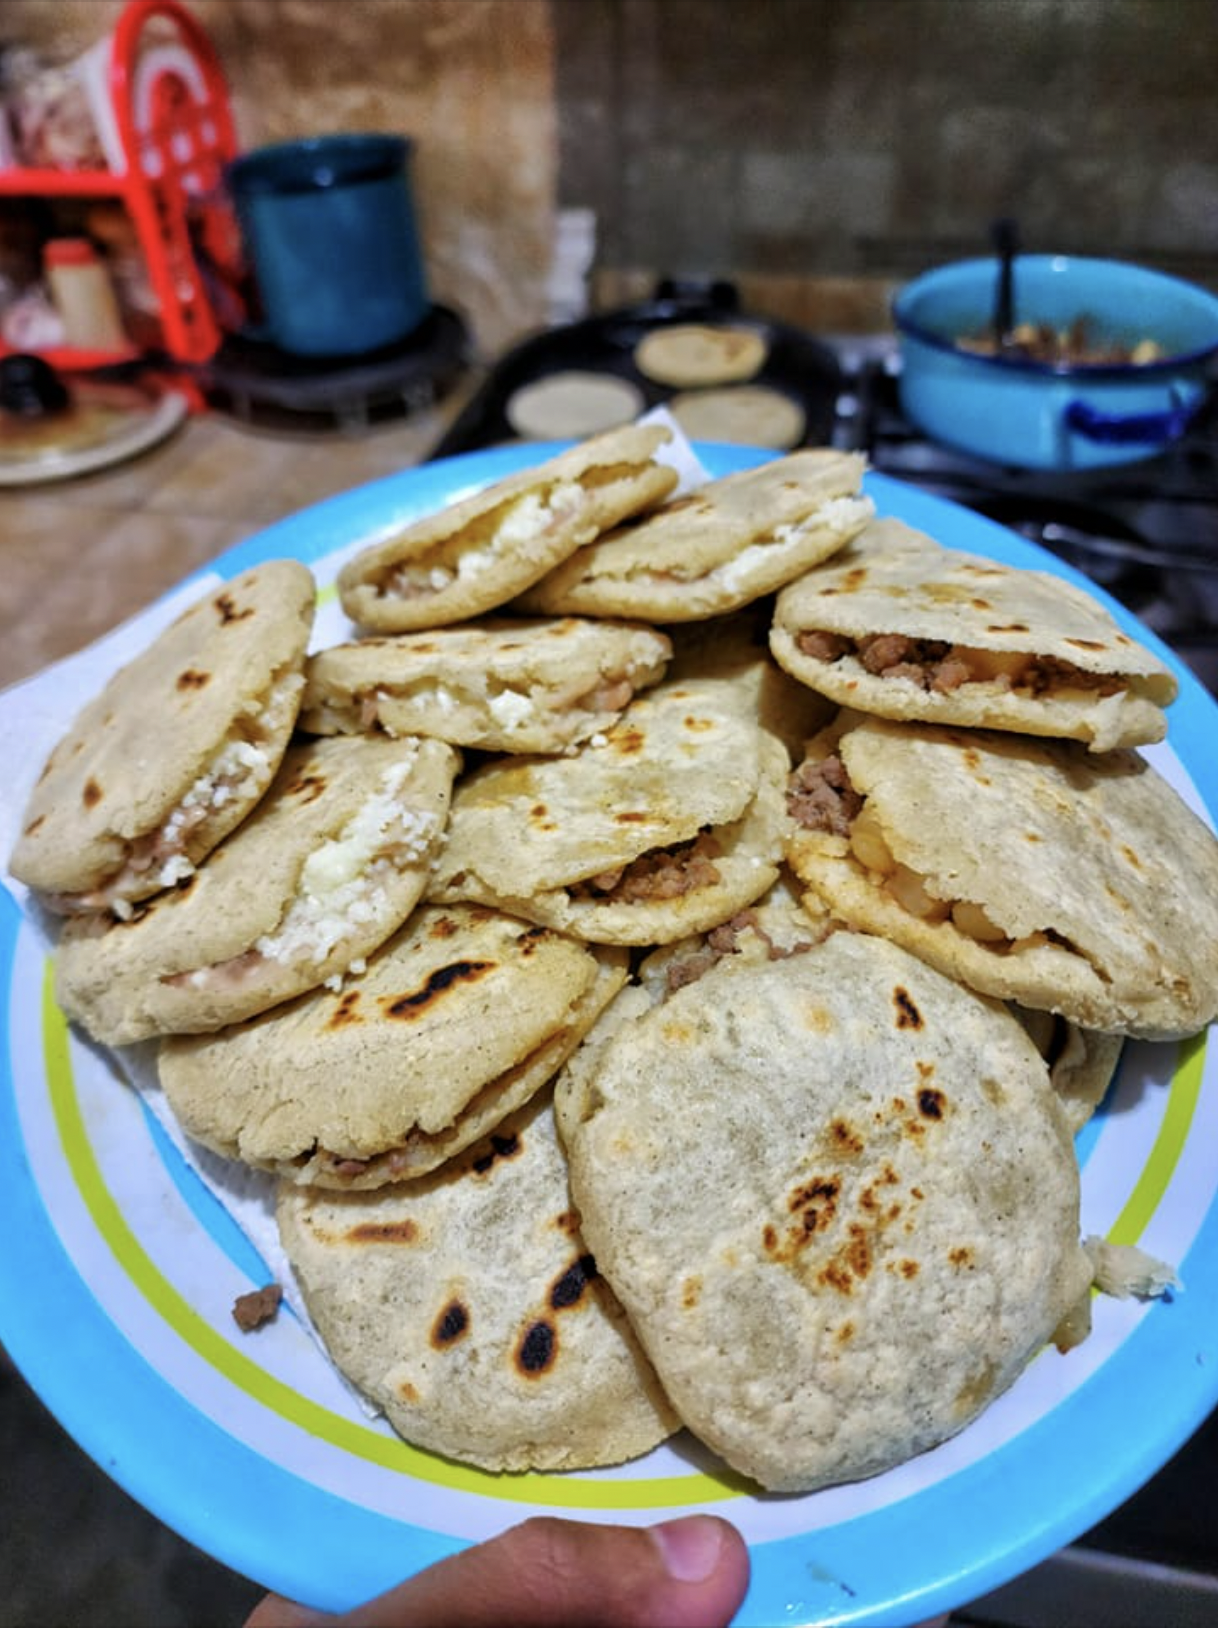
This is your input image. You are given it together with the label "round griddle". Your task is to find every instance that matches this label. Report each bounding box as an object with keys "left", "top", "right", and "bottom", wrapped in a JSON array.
[{"left": 428, "top": 279, "right": 843, "bottom": 458}]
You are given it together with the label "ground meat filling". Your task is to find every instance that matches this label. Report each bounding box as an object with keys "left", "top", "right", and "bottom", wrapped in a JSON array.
[
  {"left": 789, "top": 751, "right": 1085, "bottom": 958},
  {"left": 786, "top": 754, "right": 863, "bottom": 836},
  {"left": 232, "top": 1283, "right": 283, "bottom": 1332},
  {"left": 795, "top": 629, "right": 1123, "bottom": 697},
  {"left": 662, "top": 908, "right": 818, "bottom": 993},
  {"left": 569, "top": 828, "right": 724, "bottom": 905}
]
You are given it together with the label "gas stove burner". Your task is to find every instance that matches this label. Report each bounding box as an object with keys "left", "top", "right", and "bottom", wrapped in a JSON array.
[{"left": 957, "top": 492, "right": 1166, "bottom": 613}]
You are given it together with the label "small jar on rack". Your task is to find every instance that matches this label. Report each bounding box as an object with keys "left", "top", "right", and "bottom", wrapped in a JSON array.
[{"left": 42, "top": 236, "right": 129, "bottom": 352}]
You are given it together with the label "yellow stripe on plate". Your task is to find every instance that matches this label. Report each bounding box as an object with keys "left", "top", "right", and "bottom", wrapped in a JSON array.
[
  {"left": 1106, "top": 1032, "right": 1206, "bottom": 1248},
  {"left": 40, "top": 961, "right": 743, "bottom": 1509}
]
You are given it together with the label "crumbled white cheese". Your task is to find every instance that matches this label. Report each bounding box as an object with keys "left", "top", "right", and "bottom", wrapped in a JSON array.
[
  {"left": 162, "top": 738, "right": 272, "bottom": 844},
  {"left": 399, "top": 683, "right": 459, "bottom": 714},
  {"left": 158, "top": 671, "right": 304, "bottom": 848},
  {"left": 299, "top": 751, "right": 422, "bottom": 899},
  {"left": 158, "top": 853, "right": 196, "bottom": 888},
  {"left": 1084, "top": 1235, "right": 1181, "bottom": 1299},
  {"left": 714, "top": 495, "right": 875, "bottom": 593},
  {"left": 498, "top": 483, "right": 580, "bottom": 546},
  {"left": 256, "top": 754, "right": 439, "bottom": 967},
  {"left": 488, "top": 689, "right": 534, "bottom": 729}
]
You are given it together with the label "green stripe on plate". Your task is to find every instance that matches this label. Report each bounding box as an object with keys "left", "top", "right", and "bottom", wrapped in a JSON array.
[{"left": 40, "top": 959, "right": 743, "bottom": 1509}]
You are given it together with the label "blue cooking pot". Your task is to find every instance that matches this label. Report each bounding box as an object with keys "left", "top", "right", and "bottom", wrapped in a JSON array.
[{"left": 892, "top": 255, "right": 1218, "bottom": 470}]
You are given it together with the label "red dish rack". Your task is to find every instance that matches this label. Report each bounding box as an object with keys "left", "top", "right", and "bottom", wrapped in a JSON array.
[{"left": 0, "top": 0, "right": 240, "bottom": 369}]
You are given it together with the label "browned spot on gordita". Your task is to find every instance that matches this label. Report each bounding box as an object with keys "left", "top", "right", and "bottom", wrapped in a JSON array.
[
  {"left": 949, "top": 1246, "right": 976, "bottom": 1269},
  {"left": 397, "top": 1379, "right": 420, "bottom": 1402},
  {"left": 346, "top": 1218, "right": 418, "bottom": 1245},
  {"left": 615, "top": 810, "right": 651, "bottom": 823},
  {"left": 790, "top": 1176, "right": 840, "bottom": 1228},
  {"left": 471, "top": 1130, "right": 522, "bottom": 1175},
  {"left": 764, "top": 1176, "right": 840, "bottom": 1262},
  {"left": 384, "top": 960, "right": 495, "bottom": 1019},
  {"left": 431, "top": 1299, "right": 470, "bottom": 1347},
  {"left": 612, "top": 726, "right": 646, "bottom": 755},
  {"left": 829, "top": 1118, "right": 864, "bottom": 1155},
  {"left": 550, "top": 1253, "right": 598, "bottom": 1310},
  {"left": 518, "top": 926, "right": 550, "bottom": 957},
  {"left": 818, "top": 1225, "right": 873, "bottom": 1295},
  {"left": 429, "top": 914, "right": 461, "bottom": 940},
  {"left": 176, "top": 668, "right": 210, "bottom": 691},
  {"left": 82, "top": 778, "right": 103, "bottom": 808},
  {"left": 326, "top": 989, "right": 363, "bottom": 1030},
  {"left": 215, "top": 591, "right": 255, "bottom": 624},
  {"left": 683, "top": 714, "right": 717, "bottom": 734},
  {"left": 553, "top": 1208, "right": 581, "bottom": 1236},
  {"left": 918, "top": 1087, "right": 947, "bottom": 1120},
  {"left": 22, "top": 814, "right": 45, "bottom": 837},
  {"left": 893, "top": 986, "right": 923, "bottom": 1029},
  {"left": 516, "top": 1319, "right": 557, "bottom": 1376},
  {"left": 682, "top": 1275, "right": 702, "bottom": 1309},
  {"left": 284, "top": 771, "right": 327, "bottom": 803}
]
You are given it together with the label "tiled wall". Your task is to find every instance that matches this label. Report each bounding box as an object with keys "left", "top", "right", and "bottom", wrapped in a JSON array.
[
  {"left": 7, "top": 0, "right": 1217, "bottom": 355},
  {"left": 555, "top": 0, "right": 1218, "bottom": 331}
]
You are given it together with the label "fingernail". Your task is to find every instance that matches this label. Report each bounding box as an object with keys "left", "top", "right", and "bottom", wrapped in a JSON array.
[{"left": 650, "top": 1515, "right": 725, "bottom": 1583}]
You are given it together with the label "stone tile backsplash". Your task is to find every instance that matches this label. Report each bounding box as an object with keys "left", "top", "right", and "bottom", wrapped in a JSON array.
[
  {"left": 555, "top": 0, "right": 1218, "bottom": 331},
  {"left": 5, "top": 0, "right": 1216, "bottom": 353}
]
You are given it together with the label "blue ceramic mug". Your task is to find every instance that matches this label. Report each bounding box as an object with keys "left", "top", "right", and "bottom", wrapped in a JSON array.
[{"left": 226, "top": 133, "right": 429, "bottom": 358}]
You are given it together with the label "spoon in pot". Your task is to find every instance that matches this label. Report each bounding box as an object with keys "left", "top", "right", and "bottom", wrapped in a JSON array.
[{"left": 990, "top": 216, "right": 1020, "bottom": 353}]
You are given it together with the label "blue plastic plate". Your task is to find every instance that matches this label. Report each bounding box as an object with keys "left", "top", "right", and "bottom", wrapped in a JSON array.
[{"left": 2, "top": 444, "right": 1216, "bottom": 1627}]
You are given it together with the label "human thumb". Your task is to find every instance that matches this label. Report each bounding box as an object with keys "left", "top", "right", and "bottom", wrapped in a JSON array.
[{"left": 244, "top": 1513, "right": 750, "bottom": 1628}]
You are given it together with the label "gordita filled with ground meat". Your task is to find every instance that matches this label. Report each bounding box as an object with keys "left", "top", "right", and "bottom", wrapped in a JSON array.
[
  {"left": 427, "top": 673, "right": 789, "bottom": 945},
  {"left": 770, "top": 518, "right": 1176, "bottom": 753},
  {"left": 784, "top": 710, "right": 1218, "bottom": 1040}
]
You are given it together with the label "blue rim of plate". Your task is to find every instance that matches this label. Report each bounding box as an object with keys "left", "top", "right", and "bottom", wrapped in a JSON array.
[{"left": 1, "top": 444, "right": 1217, "bottom": 1627}]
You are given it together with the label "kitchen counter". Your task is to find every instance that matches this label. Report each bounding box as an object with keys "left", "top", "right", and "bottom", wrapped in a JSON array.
[{"left": 0, "top": 384, "right": 476, "bottom": 693}]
